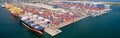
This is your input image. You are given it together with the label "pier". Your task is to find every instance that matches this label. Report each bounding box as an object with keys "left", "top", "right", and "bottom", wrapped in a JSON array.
[{"left": 3, "top": 0, "right": 111, "bottom": 36}]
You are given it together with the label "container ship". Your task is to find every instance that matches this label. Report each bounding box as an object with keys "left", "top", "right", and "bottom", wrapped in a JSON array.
[
  {"left": 3, "top": 0, "right": 111, "bottom": 36},
  {"left": 4, "top": 3, "right": 43, "bottom": 34}
]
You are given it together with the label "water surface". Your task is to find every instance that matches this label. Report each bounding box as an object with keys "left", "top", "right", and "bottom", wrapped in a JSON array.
[{"left": 0, "top": 1, "right": 120, "bottom": 38}]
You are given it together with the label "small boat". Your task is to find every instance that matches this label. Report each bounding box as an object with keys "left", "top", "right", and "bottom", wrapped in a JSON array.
[{"left": 1, "top": 4, "right": 5, "bottom": 8}]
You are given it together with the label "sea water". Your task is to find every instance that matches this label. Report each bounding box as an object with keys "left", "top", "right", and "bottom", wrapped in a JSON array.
[{"left": 0, "top": 0, "right": 120, "bottom": 38}]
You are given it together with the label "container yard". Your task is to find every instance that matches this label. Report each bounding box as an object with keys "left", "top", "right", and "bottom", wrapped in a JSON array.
[{"left": 3, "top": 0, "right": 111, "bottom": 36}]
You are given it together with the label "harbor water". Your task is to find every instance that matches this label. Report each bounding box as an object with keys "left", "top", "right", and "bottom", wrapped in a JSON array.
[{"left": 0, "top": 1, "right": 120, "bottom": 38}]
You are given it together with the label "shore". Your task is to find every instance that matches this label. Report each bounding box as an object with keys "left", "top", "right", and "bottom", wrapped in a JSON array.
[
  {"left": 44, "top": 13, "right": 89, "bottom": 36},
  {"left": 20, "top": 3, "right": 91, "bottom": 36},
  {"left": 3, "top": 1, "right": 111, "bottom": 36},
  {"left": 22, "top": 3, "right": 68, "bottom": 13}
]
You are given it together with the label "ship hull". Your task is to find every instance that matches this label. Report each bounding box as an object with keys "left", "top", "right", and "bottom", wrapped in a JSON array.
[
  {"left": 20, "top": 20, "right": 43, "bottom": 34},
  {"left": 10, "top": 13, "right": 43, "bottom": 35},
  {"left": 10, "top": 13, "right": 19, "bottom": 18}
]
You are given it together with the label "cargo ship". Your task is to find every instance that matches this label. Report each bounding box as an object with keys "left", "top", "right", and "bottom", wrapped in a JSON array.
[{"left": 4, "top": 3, "right": 44, "bottom": 34}]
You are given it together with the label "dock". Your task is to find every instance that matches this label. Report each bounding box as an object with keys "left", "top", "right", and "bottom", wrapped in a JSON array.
[
  {"left": 44, "top": 27, "right": 62, "bottom": 36},
  {"left": 20, "top": 2, "right": 110, "bottom": 36},
  {"left": 22, "top": 3, "right": 68, "bottom": 12},
  {"left": 4, "top": 1, "right": 111, "bottom": 36},
  {"left": 21, "top": 3, "right": 91, "bottom": 36},
  {"left": 44, "top": 13, "right": 89, "bottom": 36}
]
